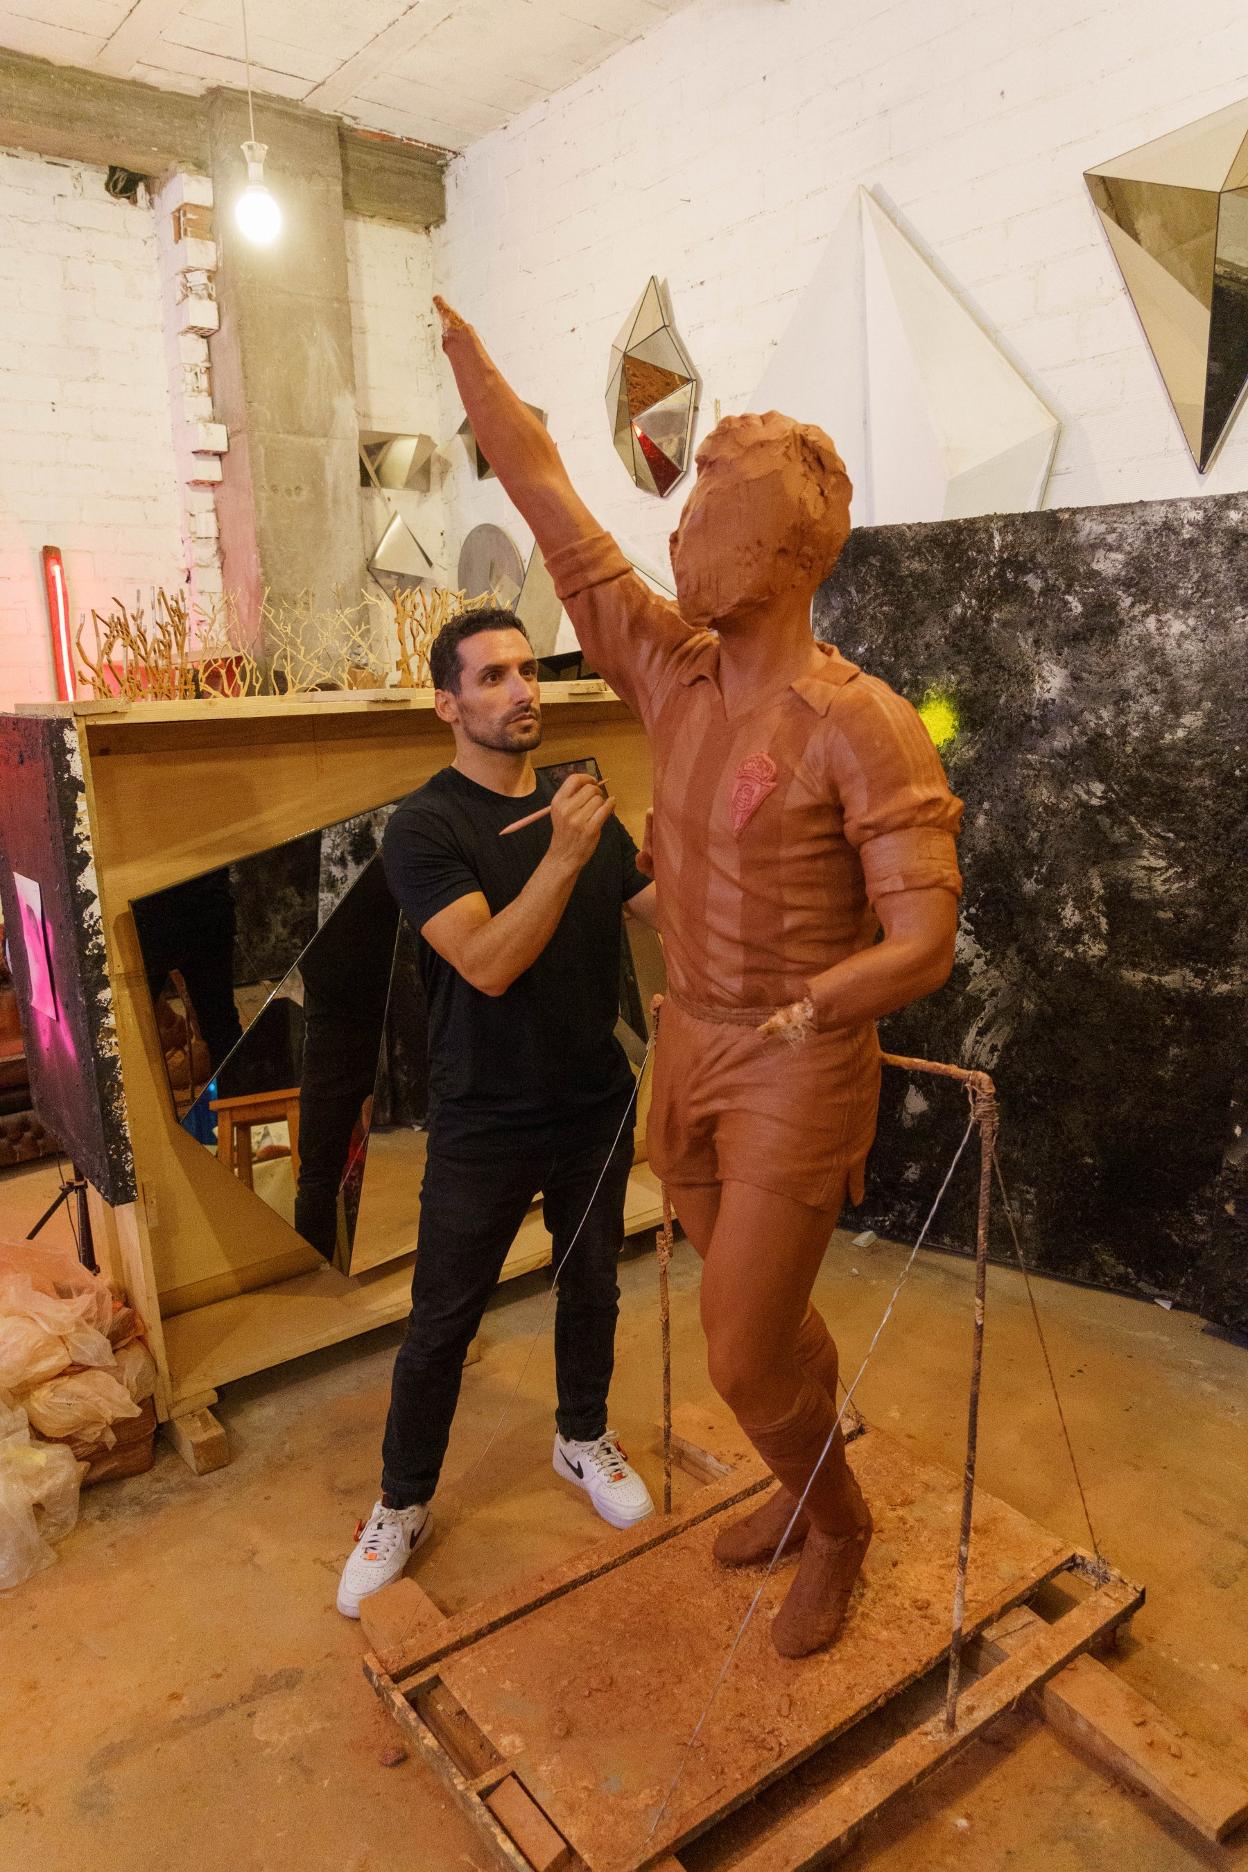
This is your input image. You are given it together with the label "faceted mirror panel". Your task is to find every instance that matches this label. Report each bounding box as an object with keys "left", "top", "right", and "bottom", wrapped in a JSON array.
[
  {"left": 605, "top": 276, "right": 700, "bottom": 496},
  {"left": 1086, "top": 99, "right": 1248, "bottom": 469}
]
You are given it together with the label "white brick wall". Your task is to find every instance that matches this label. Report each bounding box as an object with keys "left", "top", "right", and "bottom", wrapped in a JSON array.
[
  {"left": 344, "top": 216, "right": 450, "bottom": 587},
  {"left": 0, "top": 148, "right": 187, "bottom": 709},
  {"left": 434, "top": 0, "right": 1248, "bottom": 576}
]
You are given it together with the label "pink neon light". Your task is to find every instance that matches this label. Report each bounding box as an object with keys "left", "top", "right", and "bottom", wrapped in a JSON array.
[{"left": 41, "top": 546, "right": 75, "bottom": 702}]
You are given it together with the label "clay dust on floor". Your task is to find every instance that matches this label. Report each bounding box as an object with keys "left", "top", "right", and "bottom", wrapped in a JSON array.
[{"left": 0, "top": 1155, "right": 1246, "bottom": 1872}]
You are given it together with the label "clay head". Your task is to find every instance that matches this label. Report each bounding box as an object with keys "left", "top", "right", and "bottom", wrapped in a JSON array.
[{"left": 668, "top": 412, "right": 852, "bottom": 630}]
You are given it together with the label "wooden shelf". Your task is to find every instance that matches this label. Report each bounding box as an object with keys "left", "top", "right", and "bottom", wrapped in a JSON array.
[{"left": 162, "top": 1165, "right": 665, "bottom": 1408}]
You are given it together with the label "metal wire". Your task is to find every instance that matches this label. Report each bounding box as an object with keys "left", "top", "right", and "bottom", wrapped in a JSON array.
[{"left": 992, "top": 1145, "right": 1103, "bottom": 1563}]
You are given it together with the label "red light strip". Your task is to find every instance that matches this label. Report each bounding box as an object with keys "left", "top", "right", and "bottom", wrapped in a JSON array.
[{"left": 40, "top": 546, "right": 75, "bottom": 702}]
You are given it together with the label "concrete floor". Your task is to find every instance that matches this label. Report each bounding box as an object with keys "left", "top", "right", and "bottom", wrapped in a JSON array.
[{"left": 1, "top": 1157, "right": 1246, "bottom": 1872}]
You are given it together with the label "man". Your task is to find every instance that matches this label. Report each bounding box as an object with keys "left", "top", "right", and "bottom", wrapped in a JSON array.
[
  {"left": 338, "top": 607, "right": 658, "bottom": 1619},
  {"left": 433, "top": 298, "right": 963, "bottom": 1657}
]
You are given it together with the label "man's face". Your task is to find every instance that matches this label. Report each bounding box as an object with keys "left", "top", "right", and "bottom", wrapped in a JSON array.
[
  {"left": 437, "top": 628, "right": 542, "bottom": 751},
  {"left": 668, "top": 413, "right": 850, "bottom": 629}
]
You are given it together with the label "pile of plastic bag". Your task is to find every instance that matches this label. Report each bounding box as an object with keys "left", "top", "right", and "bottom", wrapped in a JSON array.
[{"left": 0, "top": 1242, "right": 157, "bottom": 1590}]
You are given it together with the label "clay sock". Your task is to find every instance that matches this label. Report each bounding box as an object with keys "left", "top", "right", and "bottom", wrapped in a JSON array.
[
  {"left": 794, "top": 1306, "right": 839, "bottom": 1406},
  {"left": 736, "top": 1375, "right": 864, "bottom": 1537}
]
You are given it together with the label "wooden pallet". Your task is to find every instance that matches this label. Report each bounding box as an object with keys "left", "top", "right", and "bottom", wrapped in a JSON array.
[{"left": 364, "top": 1416, "right": 1247, "bottom": 1871}]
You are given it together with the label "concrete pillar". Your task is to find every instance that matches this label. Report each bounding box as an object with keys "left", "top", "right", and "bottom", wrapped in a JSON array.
[{"left": 206, "top": 90, "right": 365, "bottom": 642}]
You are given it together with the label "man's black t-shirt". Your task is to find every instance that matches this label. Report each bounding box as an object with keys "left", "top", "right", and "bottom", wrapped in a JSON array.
[{"left": 381, "top": 766, "right": 649, "bottom": 1158}]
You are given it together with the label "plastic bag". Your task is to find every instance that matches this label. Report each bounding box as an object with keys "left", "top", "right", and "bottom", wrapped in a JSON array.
[
  {"left": 0, "top": 1241, "right": 113, "bottom": 1334},
  {"left": 23, "top": 1369, "right": 140, "bottom": 1446},
  {"left": 114, "top": 1340, "right": 157, "bottom": 1404},
  {"left": 0, "top": 1392, "right": 83, "bottom": 1590},
  {"left": 0, "top": 1272, "right": 115, "bottom": 1375},
  {"left": 0, "top": 1312, "right": 72, "bottom": 1392}
]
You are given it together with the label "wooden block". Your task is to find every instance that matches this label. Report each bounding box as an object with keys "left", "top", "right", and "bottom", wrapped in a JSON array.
[
  {"left": 669, "top": 1400, "right": 755, "bottom": 1482},
  {"left": 975, "top": 1606, "right": 1248, "bottom": 1844},
  {"left": 732, "top": 1579, "right": 1141, "bottom": 1872},
  {"left": 164, "top": 1405, "right": 228, "bottom": 1474},
  {"left": 361, "top": 1575, "right": 447, "bottom": 1670},
  {"left": 484, "top": 1777, "right": 573, "bottom": 1872}
]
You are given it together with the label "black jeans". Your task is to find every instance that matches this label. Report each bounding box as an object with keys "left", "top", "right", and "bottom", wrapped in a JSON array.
[{"left": 380, "top": 1116, "right": 635, "bottom": 1508}]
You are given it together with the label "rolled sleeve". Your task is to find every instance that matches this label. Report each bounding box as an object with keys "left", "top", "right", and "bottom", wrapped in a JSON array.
[
  {"left": 825, "top": 676, "right": 964, "bottom": 904},
  {"left": 544, "top": 531, "right": 694, "bottom": 721}
]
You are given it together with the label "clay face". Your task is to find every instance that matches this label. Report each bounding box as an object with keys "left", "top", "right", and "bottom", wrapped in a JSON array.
[{"left": 668, "top": 413, "right": 852, "bottom": 630}]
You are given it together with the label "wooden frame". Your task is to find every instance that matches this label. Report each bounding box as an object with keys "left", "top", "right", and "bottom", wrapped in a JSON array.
[
  {"left": 9, "top": 685, "right": 661, "bottom": 1467},
  {"left": 363, "top": 1416, "right": 1246, "bottom": 1871}
]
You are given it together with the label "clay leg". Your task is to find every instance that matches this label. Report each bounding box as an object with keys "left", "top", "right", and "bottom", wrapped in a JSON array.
[
  {"left": 669, "top": 1187, "right": 847, "bottom": 1570},
  {"left": 695, "top": 1179, "right": 872, "bottom": 1655}
]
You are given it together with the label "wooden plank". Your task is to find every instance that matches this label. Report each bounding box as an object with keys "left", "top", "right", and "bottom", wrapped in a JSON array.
[
  {"left": 415, "top": 1683, "right": 503, "bottom": 1781},
  {"left": 387, "top": 1464, "right": 773, "bottom": 1684},
  {"left": 485, "top": 1778, "right": 574, "bottom": 1872},
  {"left": 363, "top": 1655, "right": 531, "bottom": 1872},
  {"left": 163, "top": 1404, "right": 229, "bottom": 1474},
  {"left": 975, "top": 1606, "right": 1248, "bottom": 1844},
  {"left": 730, "top": 1579, "right": 1143, "bottom": 1872},
  {"left": 669, "top": 1400, "right": 756, "bottom": 1482}
]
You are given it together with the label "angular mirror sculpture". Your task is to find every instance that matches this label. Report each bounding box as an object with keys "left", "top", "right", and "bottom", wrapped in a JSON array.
[
  {"left": 1086, "top": 97, "right": 1248, "bottom": 470},
  {"left": 606, "top": 277, "right": 701, "bottom": 496},
  {"left": 359, "top": 431, "right": 436, "bottom": 493}
]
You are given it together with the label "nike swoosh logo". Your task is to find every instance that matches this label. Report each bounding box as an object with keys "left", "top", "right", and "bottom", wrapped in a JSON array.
[{"left": 561, "top": 1453, "right": 584, "bottom": 1479}]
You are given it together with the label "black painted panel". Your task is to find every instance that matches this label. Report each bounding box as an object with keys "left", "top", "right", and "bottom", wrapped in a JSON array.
[{"left": 815, "top": 492, "right": 1247, "bottom": 1331}]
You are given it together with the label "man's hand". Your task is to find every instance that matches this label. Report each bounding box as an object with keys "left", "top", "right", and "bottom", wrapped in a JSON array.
[{"left": 548, "top": 772, "right": 616, "bottom": 874}]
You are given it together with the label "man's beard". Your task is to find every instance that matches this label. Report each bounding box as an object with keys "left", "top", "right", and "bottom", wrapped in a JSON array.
[{"left": 461, "top": 705, "right": 542, "bottom": 752}]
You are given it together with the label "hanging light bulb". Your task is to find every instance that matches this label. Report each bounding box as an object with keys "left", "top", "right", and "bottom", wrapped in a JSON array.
[
  {"left": 236, "top": 138, "right": 281, "bottom": 244},
  {"left": 234, "top": 0, "right": 281, "bottom": 245}
]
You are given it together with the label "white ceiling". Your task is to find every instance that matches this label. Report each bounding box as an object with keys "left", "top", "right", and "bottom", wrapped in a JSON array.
[{"left": 0, "top": 0, "right": 697, "bottom": 151}]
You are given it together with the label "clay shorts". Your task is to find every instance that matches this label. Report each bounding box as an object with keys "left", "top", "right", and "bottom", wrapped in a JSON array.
[{"left": 647, "top": 990, "right": 882, "bottom": 1212}]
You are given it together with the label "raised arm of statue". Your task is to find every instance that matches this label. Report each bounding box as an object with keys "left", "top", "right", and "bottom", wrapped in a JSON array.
[
  {"left": 434, "top": 297, "right": 695, "bottom": 721},
  {"left": 434, "top": 296, "right": 601, "bottom": 559}
]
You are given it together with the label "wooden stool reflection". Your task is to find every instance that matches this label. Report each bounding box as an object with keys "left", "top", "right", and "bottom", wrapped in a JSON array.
[{"left": 211, "top": 1087, "right": 301, "bottom": 1190}]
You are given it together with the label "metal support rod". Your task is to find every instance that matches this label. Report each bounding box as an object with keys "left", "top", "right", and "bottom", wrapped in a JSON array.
[
  {"left": 944, "top": 1084, "right": 997, "bottom": 1729},
  {"left": 658, "top": 1190, "right": 674, "bottom": 1516}
]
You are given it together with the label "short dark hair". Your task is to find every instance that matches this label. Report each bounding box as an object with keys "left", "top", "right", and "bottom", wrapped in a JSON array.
[{"left": 429, "top": 607, "right": 532, "bottom": 694}]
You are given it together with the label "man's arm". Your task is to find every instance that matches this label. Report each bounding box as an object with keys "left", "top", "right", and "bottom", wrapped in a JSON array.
[
  {"left": 434, "top": 296, "right": 600, "bottom": 560},
  {"left": 420, "top": 774, "right": 615, "bottom": 997},
  {"left": 623, "top": 881, "right": 660, "bottom": 931}
]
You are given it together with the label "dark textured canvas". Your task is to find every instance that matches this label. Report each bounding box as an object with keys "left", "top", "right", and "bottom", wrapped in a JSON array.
[{"left": 815, "top": 492, "right": 1247, "bottom": 1330}]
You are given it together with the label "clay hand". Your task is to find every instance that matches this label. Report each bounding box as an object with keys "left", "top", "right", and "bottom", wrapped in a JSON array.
[
  {"left": 757, "top": 996, "right": 816, "bottom": 1044},
  {"left": 432, "top": 295, "right": 469, "bottom": 345}
]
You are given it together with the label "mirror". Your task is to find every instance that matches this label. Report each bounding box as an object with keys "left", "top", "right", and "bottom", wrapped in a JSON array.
[{"left": 132, "top": 763, "right": 659, "bottom": 1277}]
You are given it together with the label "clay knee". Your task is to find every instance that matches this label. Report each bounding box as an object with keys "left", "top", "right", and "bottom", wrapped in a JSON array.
[{"left": 704, "top": 1323, "right": 788, "bottom": 1423}]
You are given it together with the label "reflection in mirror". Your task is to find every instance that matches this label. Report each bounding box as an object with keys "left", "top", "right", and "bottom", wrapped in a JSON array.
[{"left": 131, "top": 755, "right": 663, "bottom": 1278}]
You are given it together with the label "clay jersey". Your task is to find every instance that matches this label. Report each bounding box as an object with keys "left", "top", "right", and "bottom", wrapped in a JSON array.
[{"left": 545, "top": 531, "right": 964, "bottom": 1012}]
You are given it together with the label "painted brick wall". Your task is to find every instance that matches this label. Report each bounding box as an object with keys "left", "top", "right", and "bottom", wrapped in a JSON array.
[
  {"left": 0, "top": 147, "right": 186, "bottom": 709},
  {"left": 434, "top": 0, "right": 1248, "bottom": 579},
  {"left": 344, "top": 215, "right": 450, "bottom": 591}
]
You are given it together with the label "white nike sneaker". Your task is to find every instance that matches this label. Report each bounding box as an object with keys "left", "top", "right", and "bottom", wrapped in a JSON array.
[
  {"left": 553, "top": 1430, "right": 655, "bottom": 1529},
  {"left": 336, "top": 1499, "right": 432, "bottom": 1618}
]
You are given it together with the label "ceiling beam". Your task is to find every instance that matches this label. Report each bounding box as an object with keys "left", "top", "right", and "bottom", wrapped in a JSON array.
[
  {"left": 0, "top": 49, "right": 446, "bottom": 227},
  {"left": 94, "top": 0, "right": 187, "bottom": 80},
  {"left": 0, "top": 45, "right": 207, "bottom": 175},
  {"left": 303, "top": 0, "right": 457, "bottom": 115}
]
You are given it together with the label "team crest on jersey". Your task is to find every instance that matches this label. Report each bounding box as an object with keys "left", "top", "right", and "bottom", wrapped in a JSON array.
[{"left": 730, "top": 752, "right": 778, "bottom": 833}]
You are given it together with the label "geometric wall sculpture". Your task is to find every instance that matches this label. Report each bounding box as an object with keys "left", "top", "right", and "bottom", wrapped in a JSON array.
[
  {"left": 861, "top": 193, "right": 1060, "bottom": 522},
  {"left": 1086, "top": 97, "right": 1248, "bottom": 471},
  {"left": 359, "top": 430, "right": 436, "bottom": 492},
  {"left": 606, "top": 276, "right": 700, "bottom": 496},
  {"left": 753, "top": 189, "right": 1060, "bottom": 525}
]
